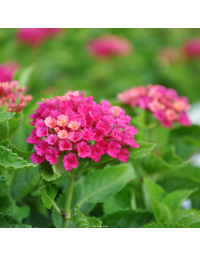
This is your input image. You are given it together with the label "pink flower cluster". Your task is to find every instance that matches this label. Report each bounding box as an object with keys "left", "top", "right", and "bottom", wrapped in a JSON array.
[
  {"left": 118, "top": 85, "right": 192, "bottom": 129},
  {"left": 17, "top": 28, "right": 62, "bottom": 47},
  {"left": 87, "top": 35, "right": 132, "bottom": 59},
  {"left": 0, "top": 81, "right": 32, "bottom": 112},
  {"left": 27, "top": 91, "right": 139, "bottom": 171},
  {"left": 183, "top": 38, "right": 200, "bottom": 58},
  {"left": 0, "top": 61, "right": 20, "bottom": 83}
]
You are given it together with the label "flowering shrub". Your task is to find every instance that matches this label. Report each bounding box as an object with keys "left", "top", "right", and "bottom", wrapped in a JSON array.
[
  {"left": 0, "top": 81, "right": 32, "bottom": 112},
  {"left": 87, "top": 35, "right": 132, "bottom": 59},
  {"left": 183, "top": 38, "right": 200, "bottom": 58},
  {"left": 16, "top": 28, "right": 62, "bottom": 47},
  {"left": 0, "top": 61, "right": 20, "bottom": 82},
  {"left": 27, "top": 91, "right": 139, "bottom": 171},
  {"left": 118, "top": 84, "right": 192, "bottom": 129}
]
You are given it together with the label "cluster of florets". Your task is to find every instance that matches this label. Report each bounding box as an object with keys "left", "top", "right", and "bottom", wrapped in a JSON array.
[
  {"left": 0, "top": 61, "right": 20, "bottom": 83},
  {"left": 118, "top": 85, "right": 192, "bottom": 129},
  {"left": 27, "top": 91, "right": 139, "bottom": 171},
  {"left": 87, "top": 35, "right": 133, "bottom": 59},
  {"left": 183, "top": 38, "right": 200, "bottom": 58},
  {"left": 16, "top": 28, "right": 62, "bottom": 47},
  {"left": 0, "top": 81, "right": 32, "bottom": 112}
]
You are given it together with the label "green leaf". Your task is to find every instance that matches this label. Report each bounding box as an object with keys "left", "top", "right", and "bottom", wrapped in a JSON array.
[
  {"left": 0, "top": 111, "right": 15, "bottom": 124},
  {"left": 101, "top": 209, "right": 154, "bottom": 228},
  {"left": 18, "top": 64, "right": 35, "bottom": 88},
  {"left": 0, "top": 212, "right": 31, "bottom": 228},
  {"left": 152, "top": 200, "right": 173, "bottom": 223},
  {"left": 40, "top": 161, "right": 61, "bottom": 181},
  {"left": 103, "top": 186, "right": 134, "bottom": 214},
  {"left": 71, "top": 207, "right": 89, "bottom": 228},
  {"left": 0, "top": 176, "right": 30, "bottom": 219},
  {"left": 1, "top": 139, "right": 33, "bottom": 163},
  {"left": 129, "top": 141, "right": 156, "bottom": 159},
  {"left": 0, "top": 145, "right": 35, "bottom": 170},
  {"left": 144, "top": 179, "right": 166, "bottom": 202},
  {"left": 173, "top": 209, "right": 200, "bottom": 228},
  {"left": 75, "top": 163, "right": 135, "bottom": 207},
  {"left": 40, "top": 181, "right": 59, "bottom": 209},
  {"left": 10, "top": 166, "right": 40, "bottom": 201},
  {"left": 87, "top": 217, "right": 102, "bottom": 228},
  {"left": 143, "top": 222, "right": 188, "bottom": 228},
  {"left": 162, "top": 189, "right": 197, "bottom": 212}
]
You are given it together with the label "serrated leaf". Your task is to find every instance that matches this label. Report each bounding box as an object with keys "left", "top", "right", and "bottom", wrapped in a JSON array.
[
  {"left": 87, "top": 217, "right": 102, "bottom": 228},
  {"left": 162, "top": 189, "right": 197, "bottom": 212},
  {"left": 143, "top": 222, "right": 188, "bottom": 228},
  {"left": 40, "top": 182, "right": 59, "bottom": 209},
  {"left": 152, "top": 200, "right": 173, "bottom": 223},
  {"left": 71, "top": 207, "right": 89, "bottom": 228},
  {"left": 40, "top": 161, "right": 61, "bottom": 181},
  {"left": 101, "top": 209, "right": 154, "bottom": 228},
  {"left": 173, "top": 209, "right": 200, "bottom": 228},
  {"left": 0, "top": 212, "right": 31, "bottom": 228},
  {"left": 1, "top": 139, "right": 33, "bottom": 163},
  {"left": 129, "top": 141, "right": 156, "bottom": 159},
  {"left": 0, "top": 111, "right": 15, "bottom": 124},
  {"left": 144, "top": 179, "right": 166, "bottom": 202},
  {"left": 75, "top": 163, "right": 135, "bottom": 207},
  {"left": 0, "top": 145, "right": 35, "bottom": 170},
  {"left": 0, "top": 176, "right": 30, "bottom": 219}
]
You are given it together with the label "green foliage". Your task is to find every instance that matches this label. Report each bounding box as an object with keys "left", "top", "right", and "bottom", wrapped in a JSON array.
[
  {"left": 70, "top": 207, "right": 89, "bottom": 228},
  {"left": 143, "top": 222, "right": 188, "bottom": 228},
  {"left": 87, "top": 217, "right": 102, "bottom": 228},
  {"left": 101, "top": 210, "right": 154, "bottom": 228},
  {"left": 0, "top": 110, "right": 15, "bottom": 124},
  {"left": 0, "top": 176, "right": 30, "bottom": 219},
  {"left": 129, "top": 141, "right": 156, "bottom": 159},
  {"left": 40, "top": 161, "right": 61, "bottom": 181},
  {"left": 40, "top": 181, "right": 59, "bottom": 209},
  {"left": 0, "top": 212, "right": 31, "bottom": 228}
]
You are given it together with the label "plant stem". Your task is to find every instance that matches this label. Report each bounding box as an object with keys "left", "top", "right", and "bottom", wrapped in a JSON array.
[{"left": 62, "top": 176, "right": 75, "bottom": 228}]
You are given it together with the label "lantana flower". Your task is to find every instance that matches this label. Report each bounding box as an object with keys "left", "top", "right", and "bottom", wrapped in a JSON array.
[
  {"left": 118, "top": 84, "right": 192, "bottom": 129},
  {"left": 16, "top": 28, "right": 62, "bottom": 47},
  {"left": 87, "top": 35, "right": 133, "bottom": 59},
  {"left": 27, "top": 91, "right": 139, "bottom": 171},
  {"left": 0, "top": 61, "right": 20, "bottom": 83},
  {"left": 0, "top": 81, "right": 32, "bottom": 112},
  {"left": 183, "top": 38, "right": 200, "bottom": 58}
]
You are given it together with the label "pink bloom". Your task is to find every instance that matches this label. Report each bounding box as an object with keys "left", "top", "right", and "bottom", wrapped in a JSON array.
[
  {"left": 87, "top": 35, "right": 132, "bottom": 59},
  {"left": 89, "top": 145, "right": 102, "bottom": 162},
  {"left": 118, "top": 148, "right": 130, "bottom": 163},
  {"left": 107, "top": 141, "right": 122, "bottom": 158},
  {"left": 57, "top": 115, "right": 69, "bottom": 127},
  {"left": 75, "top": 141, "right": 91, "bottom": 158},
  {"left": 63, "top": 153, "right": 79, "bottom": 171},
  {"left": 118, "top": 84, "right": 192, "bottom": 129},
  {"left": 58, "top": 130, "right": 68, "bottom": 139},
  {"left": 0, "top": 81, "right": 32, "bottom": 112},
  {"left": 16, "top": 28, "right": 62, "bottom": 47},
  {"left": 45, "top": 134, "right": 58, "bottom": 145},
  {"left": 0, "top": 61, "right": 20, "bottom": 82},
  {"left": 36, "top": 127, "right": 49, "bottom": 138},
  {"left": 45, "top": 148, "right": 59, "bottom": 165},
  {"left": 30, "top": 152, "right": 45, "bottom": 165},
  {"left": 44, "top": 116, "right": 57, "bottom": 128},
  {"left": 111, "top": 106, "right": 123, "bottom": 117},
  {"left": 27, "top": 90, "right": 139, "bottom": 170},
  {"left": 81, "top": 127, "right": 95, "bottom": 141},
  {"left": 34, "top": 140, "right": 49, "bottom": 156},
  {"left": 68, "top": 120, "right": 81, "bottom": 130},
  {"left": 59, "top": 140, "right": 72, "bottom": 151},
  {"left": 183, "top": 38, "right": 200, "bottom": 58}
]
